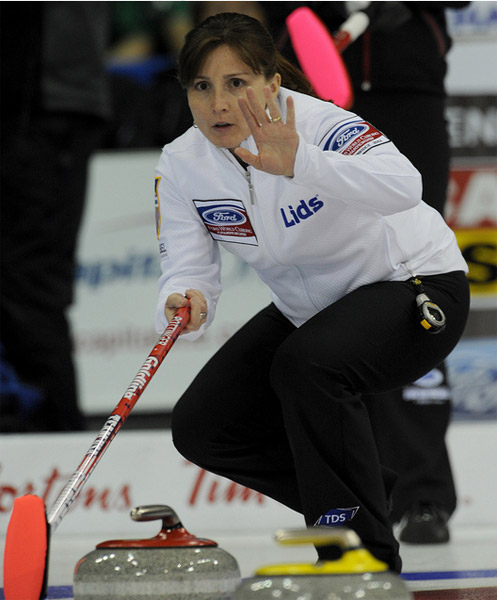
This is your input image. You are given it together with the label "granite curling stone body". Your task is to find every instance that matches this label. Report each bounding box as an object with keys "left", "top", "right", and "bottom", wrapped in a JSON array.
[
  {"left": 234, "top": 527, "right": 413, "bottom": 599},
  {"left": 73, "top": 505, "right": 241, "bottom": 599}
]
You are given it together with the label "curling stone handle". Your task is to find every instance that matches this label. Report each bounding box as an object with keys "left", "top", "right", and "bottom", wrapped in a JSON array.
[
  {"left": 98, "top": 505, "right": 219, "bottom": 548},
  {"left": 275, "top": 527, "right": 362, "bottom": 549},
  {"left": 130, "top": 505, "right": 181, "bottom": 528}
]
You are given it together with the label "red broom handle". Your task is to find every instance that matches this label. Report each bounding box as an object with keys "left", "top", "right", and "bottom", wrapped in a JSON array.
[{"left": 46, "top": 305, "right": 190, "bottom": 532}]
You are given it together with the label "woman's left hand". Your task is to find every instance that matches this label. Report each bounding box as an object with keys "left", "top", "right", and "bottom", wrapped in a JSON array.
[{"left": 235, "top": 87, "right": 299, "bottom": 177}]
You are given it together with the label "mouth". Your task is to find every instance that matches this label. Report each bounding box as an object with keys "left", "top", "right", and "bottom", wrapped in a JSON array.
[{"left": 213, "top": 122, "right": 234, "bottom": 130}]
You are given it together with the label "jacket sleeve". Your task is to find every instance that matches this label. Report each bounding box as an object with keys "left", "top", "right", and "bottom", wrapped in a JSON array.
[
  {"left": 154, "top": 156, "right": 222, "bottom": 340},
  {"left": 291, "top": 115, "right": 423, "bottom": 216}
]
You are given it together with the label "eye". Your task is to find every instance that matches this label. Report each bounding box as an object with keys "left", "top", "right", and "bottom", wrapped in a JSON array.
[
  {"left": 193, "top": 80, "right": 209, "bottom": 91},
  {"left": 230, "top": 78, "right": 246, "bottom": 89}
]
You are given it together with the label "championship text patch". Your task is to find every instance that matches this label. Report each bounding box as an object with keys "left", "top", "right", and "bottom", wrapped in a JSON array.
[
  {"left": 314, "top": 506, "right": 360, "bottom": 526},
  {"left": 323, "top": 119, "right": 389, "bottom": 155},
  {"left": 193, "top": 199, "right": 258, "bottom": 245}
]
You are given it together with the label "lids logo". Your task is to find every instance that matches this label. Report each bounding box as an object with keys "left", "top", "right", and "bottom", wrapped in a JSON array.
[
  {"left": 314, "top": 506, "right": 360, "bottom": 526},
  {"left": 203, "top": 208, "right": 247, "bottom": 225},
  {"left": 280, "top": 196, "right": 324, "bottom": 228}
]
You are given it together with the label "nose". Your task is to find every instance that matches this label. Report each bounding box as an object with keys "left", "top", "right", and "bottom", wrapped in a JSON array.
[{"left": 211, "top": 88, "right": 230, "bottom": 113}]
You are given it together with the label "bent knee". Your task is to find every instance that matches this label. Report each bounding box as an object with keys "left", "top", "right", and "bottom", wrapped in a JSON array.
[
  {"left": 171, "top": 398, "right": 207, "bottom": 464},
  {"left": 269, "top": 334, "right": 316, "bottom": 394},
  {"left": 269, "top": 332, "right": 356, "bottom": 399}
]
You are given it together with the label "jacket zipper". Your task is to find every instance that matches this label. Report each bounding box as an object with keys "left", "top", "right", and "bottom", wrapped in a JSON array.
[
  {"left": 221, "top": 148, "right": 256, "bottom": 205},
  {"left": 244, "top": 167, "right": 321, "bottom": 311},
  {"left": 245, "top": 169, "right": 255, "bottom": 205},
  {"left": 224, "top": 149, "right": 320, "bottom": 312}
]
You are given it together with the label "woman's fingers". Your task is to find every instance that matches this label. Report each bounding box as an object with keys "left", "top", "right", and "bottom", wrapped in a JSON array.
[
  {"left": 265, "top": 87, "right": 283, "bottom": 124},
  {"left": 237, "top": 96, "right": 261, "bottom": 135},
  {"left": 165, "top": 293, "right": 188, "bottom": 316},
  {"left": 234, "top": 145, "right": 258, "bottom": 166},
  {"left": 236, "top": 88, "right": 298, "bottom": 176},
  {"left": 185, "top": 289, "right": 208, "bottom": 326},
  {"left": 285, "top": 95, "right": 296, "bottom": 129},
  {"left": 238, "top": 87, "right": 293, "bottom": 135},
  {"left": 165, "top": 290, "right": 207, "bottom": 333},
  {"left": 245, "top": 86, "right": 272, "bottom": 126}
]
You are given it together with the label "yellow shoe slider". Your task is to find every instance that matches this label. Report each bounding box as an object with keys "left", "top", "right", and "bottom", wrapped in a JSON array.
[{"left": 255, "top": 527, "right": 388, "bottom": 576}]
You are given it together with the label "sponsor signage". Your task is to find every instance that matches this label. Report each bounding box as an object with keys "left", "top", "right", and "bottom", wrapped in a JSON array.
[
  {"left": 447, "top": 2, "right": 497, "bottom": 40},
  {"left": 70, "top": 152, "right": 269, "bottom": 415},
  {"left": 446, "top": 95, "right": 497, "bottom": 158},
  {"left": 448, "top": 338, "right": 497, "bottom": 420},
  {"left": 444, "top": 93, "right": 496, "bottom": 306},
  {"left": 315, "top": 506, "right": 360, "bottom": 526},
  {"left": 446, "top": 164, "right": 497, "bottom": 303},
  {"left": 323, "top": 119, "right": 388, "bottom": 155},
  {"left": 193, "top": 199, "right": 258, "bottom": 245},
  {"left": 0, "top": 431, "right": 302, "bottom": 537},
  {"left": 1, "top": 426, "right": 496, "bottom": 541}
]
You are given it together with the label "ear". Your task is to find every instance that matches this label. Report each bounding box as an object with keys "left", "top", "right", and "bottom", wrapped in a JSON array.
[{"left": 269, "top": 73, "right": 281, "bottom": 97}]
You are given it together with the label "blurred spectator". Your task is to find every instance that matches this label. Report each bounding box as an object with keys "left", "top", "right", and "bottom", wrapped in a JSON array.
[
  {"left": 262, "top": 0, "right": 470, "bottom": 544},
  {"left": 102, "top": 2, "right": 267, "bottom": 150},
  {"left": 109, "top": 1, "right": 193, "bottom": 62},
  {"left": 103, "top": 2, "right": 194, "bottom": 149},
  {"left": 193, "top": 1, "right": 267, "bottom": 24},
  {"left": 0, "top": 2, "right": 112, "bottom": 432}
]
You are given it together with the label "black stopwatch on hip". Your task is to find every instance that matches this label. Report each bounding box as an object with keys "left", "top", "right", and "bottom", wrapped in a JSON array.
[{"left": 409, "top": 276, "right": 446, "bottom": 334}]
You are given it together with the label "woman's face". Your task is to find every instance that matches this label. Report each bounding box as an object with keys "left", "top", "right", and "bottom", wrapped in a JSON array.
[{"left": 187, "top": 44, "right": 280, "bottom": 151}]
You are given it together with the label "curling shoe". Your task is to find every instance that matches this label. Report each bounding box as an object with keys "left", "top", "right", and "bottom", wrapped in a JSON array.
[{"left": 397, "top": 502, "right": 450, "bottom": 544}]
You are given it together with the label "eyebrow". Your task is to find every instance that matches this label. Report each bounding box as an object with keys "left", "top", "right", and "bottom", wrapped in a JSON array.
[{"left": 193, "top": 72, "right": 253, "bottom": 80}]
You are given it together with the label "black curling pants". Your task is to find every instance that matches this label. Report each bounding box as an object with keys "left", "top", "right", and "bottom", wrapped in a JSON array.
[
  {"left": 351, "top": 91, "right": 457, "bottom": 522},
  {"left": 172, "top": 271, "right": 469, "bottom": 571}
]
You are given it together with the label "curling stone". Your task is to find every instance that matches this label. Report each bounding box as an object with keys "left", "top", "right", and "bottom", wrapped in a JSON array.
[
  {"left": 234, "top": 527, "right": 413, "bottom": 599},
  {"left": 73, "top": 504, "right": 241, "bottom": 599}
]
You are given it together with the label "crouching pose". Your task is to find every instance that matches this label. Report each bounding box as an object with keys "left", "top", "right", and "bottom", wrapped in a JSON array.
[{"left": 154, "top": 12, "right": 469, "bottom": 572}]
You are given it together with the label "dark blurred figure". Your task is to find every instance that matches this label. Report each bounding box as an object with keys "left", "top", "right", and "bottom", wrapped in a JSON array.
[
  {"left": 0, "top": 2, "right": 112, "bottom": 432},
  {"left": 103, "top": 1, "right": 194, "bottom": 149},
  {"left": 193, "top": 1, "right": 267, "bottom": 24},
  {"left": 263, "top": 1, "right": 470, "bottom": 544},
  {"left": 102, "top": 2, "right": 267, "bottom": 150}
]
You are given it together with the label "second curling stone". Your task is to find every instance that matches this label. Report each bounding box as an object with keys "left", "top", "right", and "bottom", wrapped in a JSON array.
[
  {"left": 235, "top": 527, "right": 412, "bottom": 599},
  {"left": 73, "top": 504, "right": 241, "bottom": 599}
]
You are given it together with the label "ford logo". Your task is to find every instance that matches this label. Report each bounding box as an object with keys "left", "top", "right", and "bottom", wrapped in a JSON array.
[
  {"left": 203, "top": 208, "right": 246, "bottom": 225},
  {"left": 331, "top": 123, "right": 367, "bottom": 151}
]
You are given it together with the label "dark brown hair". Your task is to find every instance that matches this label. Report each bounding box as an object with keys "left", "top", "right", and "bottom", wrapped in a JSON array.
[{"left": 178, "top": 12, "right": 316, "bottom": 97}]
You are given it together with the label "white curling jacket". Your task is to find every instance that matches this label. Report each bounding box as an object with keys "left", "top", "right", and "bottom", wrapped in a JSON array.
[{"left": 154, "top": 88, "right": 467, "bottom": 338}]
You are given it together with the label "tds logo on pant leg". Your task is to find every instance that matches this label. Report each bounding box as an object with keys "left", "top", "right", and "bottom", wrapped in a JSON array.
[{"left": 314, "top": 506, "right": 360, "bottom": 526}]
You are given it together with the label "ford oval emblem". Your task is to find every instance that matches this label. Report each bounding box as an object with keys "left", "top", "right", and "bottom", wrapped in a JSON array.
[
  {"left": 203, "top": 208, "right": 247, "bottom": 225},
  {"left": 332, "top": 124, "right": 368, "bottom": 151}
]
